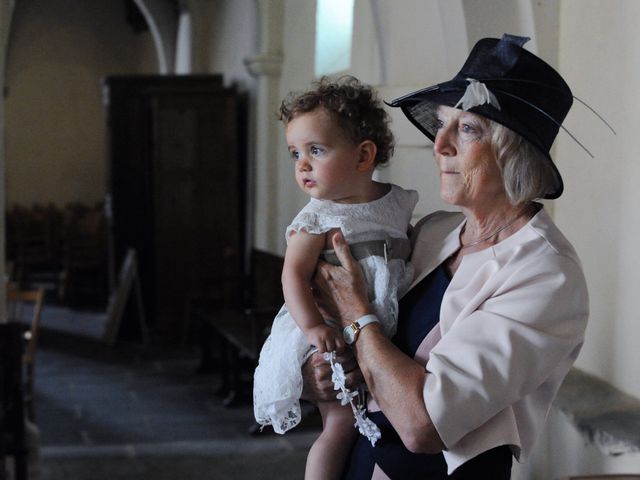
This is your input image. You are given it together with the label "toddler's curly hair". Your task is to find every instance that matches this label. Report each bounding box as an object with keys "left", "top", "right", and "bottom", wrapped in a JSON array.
[{"left": 279, "top": 76, "right": 395, "bottom": 167}]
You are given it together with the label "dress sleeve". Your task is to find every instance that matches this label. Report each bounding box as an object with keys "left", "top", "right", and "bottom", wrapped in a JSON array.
[
  {"left": 285, "top": 211, "right": 342, "bottom": 244},
  {"left": 423, "top": 252, "right": 589, "bottom": 447}
]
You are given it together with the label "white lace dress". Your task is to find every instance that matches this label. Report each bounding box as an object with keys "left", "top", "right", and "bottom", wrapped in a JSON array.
[{"left": 253, "top": 184, "right": 418, "bottom": 434}]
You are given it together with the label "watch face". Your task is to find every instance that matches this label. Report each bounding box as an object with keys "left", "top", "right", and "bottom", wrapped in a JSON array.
[{"left": 343, "top": 325, "right": 356, "bottom": 344}]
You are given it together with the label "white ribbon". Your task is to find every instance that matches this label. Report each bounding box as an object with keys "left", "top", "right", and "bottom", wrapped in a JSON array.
[
  {"left": 454, "top": 78, "right": 501, "bottom": 111},
  {"left": 324, "top": 351, "right": 381, "bottom": 446}
]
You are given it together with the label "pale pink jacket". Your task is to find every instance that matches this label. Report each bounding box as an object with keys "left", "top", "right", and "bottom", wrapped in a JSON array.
[{"left": 409, "top": 208, "right": 588, "bottom": 474}]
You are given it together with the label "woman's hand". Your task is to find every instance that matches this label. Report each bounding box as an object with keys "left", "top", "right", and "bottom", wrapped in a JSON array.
[
  {"left": 313, "top": 231, "right": 372, "bottom": 328},
  {"left": 301, "top": 349, "right": 363, "bottom": 402}
]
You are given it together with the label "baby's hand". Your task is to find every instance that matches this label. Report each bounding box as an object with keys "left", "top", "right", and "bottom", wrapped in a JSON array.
[{"left": 305, "top": 324, "right": 344, "bottom": 353}]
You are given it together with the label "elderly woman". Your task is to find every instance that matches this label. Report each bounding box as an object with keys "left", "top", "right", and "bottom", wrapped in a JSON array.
[{"left": 302, "top": 34, "right": 589, "bottom": 479}]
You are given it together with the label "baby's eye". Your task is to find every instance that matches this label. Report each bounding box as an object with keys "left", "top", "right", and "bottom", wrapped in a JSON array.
[
  {"left": 289, "top": 150, "right": 300, "bottom": 160},
  {"left": 310, "top": 145, "right": 324, "bottom": 156},
  {"left": 434, "top": 119, "right": 445, "bottom": 130}
]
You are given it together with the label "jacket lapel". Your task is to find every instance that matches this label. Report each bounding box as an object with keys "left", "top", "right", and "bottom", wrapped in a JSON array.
[{"left": 407, "top": 212, "right": 465, "bottom": 291}]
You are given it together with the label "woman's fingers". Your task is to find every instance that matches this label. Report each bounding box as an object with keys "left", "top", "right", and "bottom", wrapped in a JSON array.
[
  {"left": 332, "top": 349, "right": 363, "bottom": 390},
  {"left": 343, "top": 366, "right": 364, "bottom": 390},
  {"left": 326, "top": 336, "right": 344, "bottom": 353},
  {"left": 334, "top": 348, "right": 356, "bottom": 369},
  {"left": 330, "top": 231, "right": 358, "bottom": 272},
  {"left": 301, "top": 349, "right": 363, "bottom": 401},
  {"left": 313, "top": 237, "right": 370, "bottom": 326},
  {"left": 301, "top": 351, "right": 335, "bottom": 401}
]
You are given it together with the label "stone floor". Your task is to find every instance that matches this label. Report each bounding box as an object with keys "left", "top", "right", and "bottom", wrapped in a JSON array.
[{"left": 26, "top": 304, "right": 320, "bottom": 480}]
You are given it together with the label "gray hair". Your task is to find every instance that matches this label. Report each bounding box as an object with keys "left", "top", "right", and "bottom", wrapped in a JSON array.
[{"left": 490, "top": 123, "right": 560, "bottom": 204}]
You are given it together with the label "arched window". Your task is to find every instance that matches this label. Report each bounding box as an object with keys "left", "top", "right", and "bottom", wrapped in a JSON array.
[{"left": 314, "top": 0, "right": 355, "bottom": 77}]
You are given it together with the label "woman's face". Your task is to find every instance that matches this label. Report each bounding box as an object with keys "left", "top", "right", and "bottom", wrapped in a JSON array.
[{"left": 433, "top": 105, "right": 506, "bottom": 209}]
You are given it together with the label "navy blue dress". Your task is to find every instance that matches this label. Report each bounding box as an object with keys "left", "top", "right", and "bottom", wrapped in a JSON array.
[{"left": 341, "top": 264, "right": 512, "bottom": 479}]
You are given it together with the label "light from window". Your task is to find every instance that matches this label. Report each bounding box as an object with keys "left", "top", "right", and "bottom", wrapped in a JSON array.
[{"left": 314, "top": 0, "right": 354, "bottom": 77}]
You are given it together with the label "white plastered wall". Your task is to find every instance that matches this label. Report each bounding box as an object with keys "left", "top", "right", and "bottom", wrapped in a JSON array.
[
  {"left": 4, "top": 0, "right": 156, "bottom": 208},
  {"left": 202, "top": 0, "right": 257, "bottom": 86},
  {"left": 535, "top": 3, "right": 640, "bottom": 475},
  {"left": 556, "top": 0, "right": 640, "bottom": 400}
]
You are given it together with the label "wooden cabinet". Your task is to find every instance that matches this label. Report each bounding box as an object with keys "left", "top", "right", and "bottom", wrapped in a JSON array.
[{"left": 103, "top": 75, "right": 246, "bottom": 344}]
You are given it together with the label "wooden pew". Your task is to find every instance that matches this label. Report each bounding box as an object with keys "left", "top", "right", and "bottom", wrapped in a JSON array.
[{"left": 189, "top": 249, "right": 284, "bottom": 406}]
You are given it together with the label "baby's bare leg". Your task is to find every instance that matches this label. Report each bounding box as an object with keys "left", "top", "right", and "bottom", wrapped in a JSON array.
[{"left": 305, "top": 401, "right": 358, "bottom": 480}]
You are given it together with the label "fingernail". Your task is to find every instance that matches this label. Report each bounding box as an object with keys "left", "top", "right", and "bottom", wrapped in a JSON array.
[{"left": 335, "top": 232, "right": 344, "bottom": 244}]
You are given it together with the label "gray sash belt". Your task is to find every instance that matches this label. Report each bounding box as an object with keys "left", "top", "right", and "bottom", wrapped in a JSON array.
[{"left": 320, "top": 237, "right": 411, "bottom": 266}]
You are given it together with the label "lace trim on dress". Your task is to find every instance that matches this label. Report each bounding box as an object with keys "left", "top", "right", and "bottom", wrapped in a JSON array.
[{"left": 285, "top": 212, "right": 342, "bottom": 241}]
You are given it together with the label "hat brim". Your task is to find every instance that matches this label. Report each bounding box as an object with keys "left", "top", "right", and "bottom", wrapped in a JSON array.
[{"left": 390, "top": 82, "right": 564, "bottom": 200}]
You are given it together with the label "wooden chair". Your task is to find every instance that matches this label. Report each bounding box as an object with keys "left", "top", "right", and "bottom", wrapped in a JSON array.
[
  {"left": 8, "top": 204, "right": 61, "bottom": 288},
  {"left": 0, "top": 323, "right": 28, "bottom": 480},
  {"left": 6, "top": 284, "right": 45, "bottom": 421},
  {"left": 58, "top": 202, "right": 108, "bottom": 306}
]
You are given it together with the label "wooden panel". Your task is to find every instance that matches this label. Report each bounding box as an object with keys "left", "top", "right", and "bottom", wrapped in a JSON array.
[{"left": 103, "top": 75, "right": 246, "bottom": 343}]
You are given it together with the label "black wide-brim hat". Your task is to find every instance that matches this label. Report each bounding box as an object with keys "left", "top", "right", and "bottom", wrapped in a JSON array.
[{"left": 389, "top": 34, "right": 573, "bottom": 199}]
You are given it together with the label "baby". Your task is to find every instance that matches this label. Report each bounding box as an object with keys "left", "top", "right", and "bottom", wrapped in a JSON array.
[{"left": 253, "top": 76, "right": 417, "bottom": 479}]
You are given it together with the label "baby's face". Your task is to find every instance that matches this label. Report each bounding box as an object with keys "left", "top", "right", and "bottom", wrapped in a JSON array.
[{"left": 285, "top": 108, "right": 366, "bottom": 204}]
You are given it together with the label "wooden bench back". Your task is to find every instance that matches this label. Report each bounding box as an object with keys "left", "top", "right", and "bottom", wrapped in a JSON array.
[{"left": 246, "top": 249, "right": 284, "bottom": 309}]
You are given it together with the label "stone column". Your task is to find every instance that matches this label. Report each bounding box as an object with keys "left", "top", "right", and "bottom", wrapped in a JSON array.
[{"left": 244, "top": 0, "right": 284, "bottom": 253}]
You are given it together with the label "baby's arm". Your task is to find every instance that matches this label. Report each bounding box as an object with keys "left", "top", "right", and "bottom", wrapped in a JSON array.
[{"left": 282, "top": 230, "right": 343, "bottom": 353}]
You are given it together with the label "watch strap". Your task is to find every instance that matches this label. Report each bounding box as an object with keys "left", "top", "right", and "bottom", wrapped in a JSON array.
[
  {"left": 354, "top": 314, "right": 380, "bottom": 331},
  {"left": 344, "top": 314, "right": 380, "bottom": 344}
]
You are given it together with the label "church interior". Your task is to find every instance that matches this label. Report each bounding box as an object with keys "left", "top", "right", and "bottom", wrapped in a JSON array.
[{"left": 1, "top": 1, "right": 639, "bottom": 479}]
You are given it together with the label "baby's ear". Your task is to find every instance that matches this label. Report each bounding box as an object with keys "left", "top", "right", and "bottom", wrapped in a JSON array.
[{"left": 357, "top": 140, "right": 377, "bottom": 171}]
